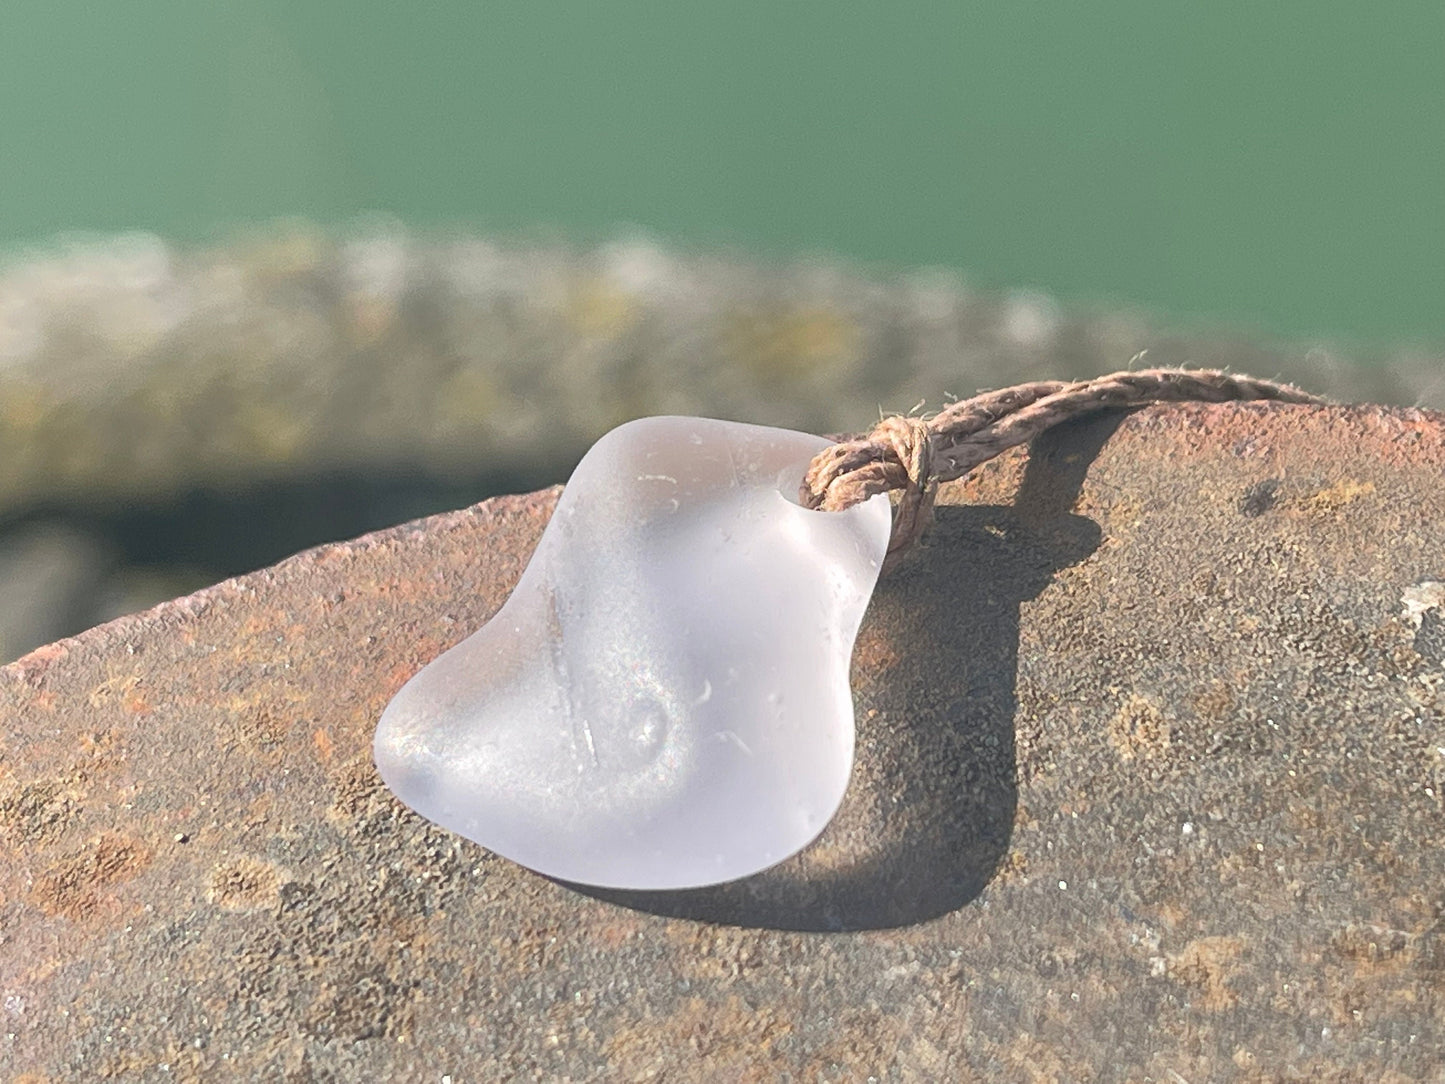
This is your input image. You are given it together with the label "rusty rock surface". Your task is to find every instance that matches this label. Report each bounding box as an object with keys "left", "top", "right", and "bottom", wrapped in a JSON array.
[{"left": 2, "top": 403, "right": 1443, "bottom": 1081}]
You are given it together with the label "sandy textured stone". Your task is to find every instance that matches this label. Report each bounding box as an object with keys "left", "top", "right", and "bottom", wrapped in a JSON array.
[{"left": 1, "top": 402, "right": 1443, "bottom": 1081}]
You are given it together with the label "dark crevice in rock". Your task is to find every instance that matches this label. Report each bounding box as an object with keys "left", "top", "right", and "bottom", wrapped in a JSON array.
[{"left": 0, "top": 464, "right": 559, "bottom": 660}]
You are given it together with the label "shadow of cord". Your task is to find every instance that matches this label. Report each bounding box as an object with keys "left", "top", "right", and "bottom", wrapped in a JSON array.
[{"left": 571, "top": 413, "right": 1124, "bottom": 931}]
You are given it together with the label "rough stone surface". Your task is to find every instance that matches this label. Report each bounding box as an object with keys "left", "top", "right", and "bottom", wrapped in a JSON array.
[{"left": 1, "top": 402, "right": 1443, "bottom": 1081}]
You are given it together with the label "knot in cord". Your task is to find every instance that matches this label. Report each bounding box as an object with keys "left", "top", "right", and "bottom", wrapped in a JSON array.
[
  {"left": 798, "top": 413, "right": 938, "bottom": 565},
  {"left": 872, "top": 415, "right": 937, "bottom": 562},
  {"left": 799, "top": 367, "right": 1323, "bottom": 571}
]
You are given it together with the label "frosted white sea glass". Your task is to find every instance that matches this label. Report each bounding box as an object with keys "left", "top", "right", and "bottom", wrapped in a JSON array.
[{"left": 374, "top": 416, "right": 891, "bottom": 889}]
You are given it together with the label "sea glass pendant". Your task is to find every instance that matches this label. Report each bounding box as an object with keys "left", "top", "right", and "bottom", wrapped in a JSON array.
[{"left": 374, "top": 417, "right": 891, "bottom": 889}]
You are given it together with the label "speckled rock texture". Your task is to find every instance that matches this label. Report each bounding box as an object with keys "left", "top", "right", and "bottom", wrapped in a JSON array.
[{"left": 1, "top": 403, "right": 1442, "bottom": 1081}]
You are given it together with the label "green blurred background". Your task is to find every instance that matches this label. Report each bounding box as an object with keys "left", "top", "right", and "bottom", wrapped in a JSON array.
[{"left": 3, "top": 1, "right": 1441, "bottom": 346}]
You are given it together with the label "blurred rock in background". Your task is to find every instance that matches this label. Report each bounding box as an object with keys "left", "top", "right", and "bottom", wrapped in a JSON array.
[{"left": 1, "top": 223, "right": 1441, "bottom": 662}]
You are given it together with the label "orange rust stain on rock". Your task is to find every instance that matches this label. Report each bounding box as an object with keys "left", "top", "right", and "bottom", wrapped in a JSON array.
[
  {"left": 1190, "top": 680, "right": 1237, "bottom": 721},
  {"left": 16, "top": 641, "right": 69, "bottom": 672},
  {"left": 86, "top": 672, "right": 146, "bottom": 713},
  {"left": 996, "top": 1031, "right": 1090, "bottom": 1084},
  {"left": 208, "top": 855, "right": 283, "bottom": 910},
  {"left": 241, "top": 793, "right": 276, "bottom": 834},
  {"left": 851, "top": 624, "right": 901, "bottom": 675},
  {"left": 1168, "top": 936, "right": 1245, "bottom": 1012},
  {"left": 328, "top": 755, "right": 392, "bottom": 823},
  {"left": 1107, "top": 694, "right": 1170, "bottom": 761},
  {"left": 232, "top": 705, "right": 287, "bottom": 752},
  {"left": 0, "top": 779, "right": 79, "bottom": 846},
  {"left": 70, "top": 727, "right": 129, "bottom": 780},
  {"left": 1330, "top": 922, "right": 1422, "bottom": 973},
  {"left": 239, "top": 615, "right": 273, "bottom": 639},
  {"left": 383, "top": 663, "right": 422, "bottom": 697},
  {"left": 589, "top": 921, "right": 639, "bottom": 950},
  {"left": 991, "top": 849, "right": 1029, "bottom": 885},
  {"left": 32, "top": 834, "right": 153, "bottom": 920},
  {"left": 603, "top": 994, "right": 794, "bottom": 1080},
  {"left": 77, "top": 728, "right": 116, "bottom": 758},
  {"left": 313, "top": 727, "right": 335, "bottom": 761},
  {"left": 1300, "top": 478, "right": 1377, "bottom": 514}
]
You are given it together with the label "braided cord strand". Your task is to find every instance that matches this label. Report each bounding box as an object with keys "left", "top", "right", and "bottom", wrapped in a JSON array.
[{"left": 800, "top": 368, "right": 1323, "bottom": 561}]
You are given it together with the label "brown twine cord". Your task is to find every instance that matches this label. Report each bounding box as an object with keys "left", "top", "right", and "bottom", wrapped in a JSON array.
[{"left": 800, "top": 368, "right": 1324, "bottom": 564}]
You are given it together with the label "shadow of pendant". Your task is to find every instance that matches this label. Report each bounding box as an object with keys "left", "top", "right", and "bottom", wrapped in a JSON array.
[{"left": 577, "top": 414, "right": 1122, "bottom": 930}]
